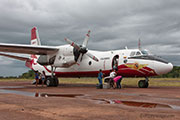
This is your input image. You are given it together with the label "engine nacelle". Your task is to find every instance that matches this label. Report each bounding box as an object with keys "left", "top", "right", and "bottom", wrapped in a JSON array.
[
  {"left": 37, "top": 55, "right": 56, "bottom": 65},
  {"left": 53, "top": 55, "right": 76, "bottom": 67},
  {"left": 52, "top": 45, "right": 76, "bottom": 67},
  {"left": 37, "top": 45, "right": 77, "bottom": 67}
]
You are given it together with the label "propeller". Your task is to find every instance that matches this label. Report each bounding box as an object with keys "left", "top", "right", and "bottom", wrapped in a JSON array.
[{"left": 64, "top": 30, "right": 99, "bottom": 62}]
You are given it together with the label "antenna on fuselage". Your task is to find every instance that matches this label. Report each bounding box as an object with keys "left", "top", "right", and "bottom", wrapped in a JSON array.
[{"left": 138, "top": 38, "right": 141, "bottom": 50}]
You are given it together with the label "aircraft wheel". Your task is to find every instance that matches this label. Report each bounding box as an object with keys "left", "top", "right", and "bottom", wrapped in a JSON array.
[
  {"left": 53, "top": 77, "right": 59, "bottom": 87},
  {"left": 46, "top": 77, "right": 53, "bottom": 87},
  {"left": 145, "top": 82, "right": 149, "bottom": 88},
  {"left": 138, "top": 80, "right": 149, "bottom": 88},
  {"left": 46, "top": 77, "right": 59, "bottom": 87}
]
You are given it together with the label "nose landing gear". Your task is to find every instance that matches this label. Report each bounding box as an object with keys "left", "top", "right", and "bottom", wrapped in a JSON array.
[{"left": 138, "top": 77, "right": 149, "bottom": 88}]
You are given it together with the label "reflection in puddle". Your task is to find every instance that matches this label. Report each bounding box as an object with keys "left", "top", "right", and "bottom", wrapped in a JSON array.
[
  {"left": 94, "top": 99, "right": 173, "bottom": 109},
  {"left": 0, "top": 89, "right": 84, "bottom": 98},
  {"left": 0, "top": 86, "right": 25, "bottom": 89},
  {"left": 0, "top": 86, "right": 84, "bottom": 98},
  {"left": 113, "top": 100, "right": 172, "bottom": 109},
  {"left": 36, "top": 93, "right": 84, "bottom": 98},
  {"left": 0, "top": 89, "right": 35, "bottom": 97}
]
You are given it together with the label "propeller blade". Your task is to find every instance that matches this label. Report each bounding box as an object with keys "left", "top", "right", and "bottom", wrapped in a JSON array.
[
  {"left": 64, "top": 38, "right": 80, "bottom": 50},
  {"left": 82, "top": 30, "right": 90, "bottom": 47},
  {"left": 77, "top": 53, "right": 83, "bottom": 63},
  {"left": 86, "top": 52, "right": 99, "bottom": 62}
]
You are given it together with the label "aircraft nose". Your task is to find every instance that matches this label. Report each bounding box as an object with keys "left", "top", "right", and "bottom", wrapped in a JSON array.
[
  {"left": 167, "top": 62, "right": 173, "bottom": 73},
  {"left": 154, "top": 62, "right": 173, "bottom": 75},
  {"left": 161, "top": 62, "right": 173, "bottom": 75}
]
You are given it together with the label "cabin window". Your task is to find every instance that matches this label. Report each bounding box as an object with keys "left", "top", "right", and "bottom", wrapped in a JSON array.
[
  {"left": 89, "top": 61, "right": 92, "bottom": 65},
  {"left": 130, "top": 52, "right": 136, "bottom": 56}
]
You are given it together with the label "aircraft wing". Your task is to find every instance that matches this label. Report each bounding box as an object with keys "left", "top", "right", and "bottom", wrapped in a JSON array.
[
  {"left": 0, "top": 53, "right": 29, "bottom": 61},
  {"left": 0, "top": 43, "right": 59, "bottom": 55}
]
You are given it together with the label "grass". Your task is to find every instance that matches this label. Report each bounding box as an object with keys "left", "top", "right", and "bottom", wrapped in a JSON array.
[
  {"left": 0, "top": 78, "right": 33, "bottom": 82},
  {"left": 60, "top": 77, "right": 180, "bottom": 87},
  {"left": 0, "top": 77, "right": 180, "bottom": 87},
  {"left": 122, "top": 78, "right": 180, "bottom": 87}
]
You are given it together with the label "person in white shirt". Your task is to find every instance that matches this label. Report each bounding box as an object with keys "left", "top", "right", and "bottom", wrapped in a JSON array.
[
  {"left": 108, "top": 69, "right": 117, "bottom": 88},
  {"left": 110, "top": 69, "right": 117, "bottom": 78}
]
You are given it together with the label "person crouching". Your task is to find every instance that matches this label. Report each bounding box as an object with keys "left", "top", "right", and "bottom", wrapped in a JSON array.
[{"left": 113, "top": 76, "right": 123, "bottom": 89}]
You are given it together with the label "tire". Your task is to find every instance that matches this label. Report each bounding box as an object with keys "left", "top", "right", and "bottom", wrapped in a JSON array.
[
  {"left": 46, "top": 76, "right": 59, "bottom": 87},
  {"left": 53, "top": 77, "right": 59, "bottom": 87},
  {"left": 46, "top": 77, "right": 53, "bottom": 87},
  {"left": 145, "top": 82, "right": 149, "bottom": 88},
  {"left": 138, "top": 80, "right": 149, "bottom": 88}
]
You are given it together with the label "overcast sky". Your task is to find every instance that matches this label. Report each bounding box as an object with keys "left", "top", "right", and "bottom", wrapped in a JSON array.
[{"left": 0, "top": 0, "right": 180, "bottom": 76}]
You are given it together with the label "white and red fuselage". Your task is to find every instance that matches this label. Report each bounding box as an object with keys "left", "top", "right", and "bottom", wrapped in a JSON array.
[{"left": 28, "top": 45, "right": 173, "bottom": 78}]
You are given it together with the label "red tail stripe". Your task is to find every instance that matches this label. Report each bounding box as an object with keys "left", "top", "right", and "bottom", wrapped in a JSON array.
[
  {"left": 31, "top": 27, "right": 37, "bottom": 40},
  {"left": 31, "top": 55, "right": 37, "bottom": 59}
]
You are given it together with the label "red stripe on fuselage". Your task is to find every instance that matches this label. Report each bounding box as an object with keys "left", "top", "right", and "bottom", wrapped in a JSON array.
[{"left": 42, "top": 64, "right": 157, "bottom": 77}]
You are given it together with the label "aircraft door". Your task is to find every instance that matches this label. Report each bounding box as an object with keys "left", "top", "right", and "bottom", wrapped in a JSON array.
[
  {"left": 112, "top": 55, "right": 119, "bottom": 71},
  {"left": 103, "top": 59, "right": 106, "bottom": 70}
]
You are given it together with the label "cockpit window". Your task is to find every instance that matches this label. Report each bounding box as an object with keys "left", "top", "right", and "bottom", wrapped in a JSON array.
[
  {"left": 130, "top": 50, "right": 149, "bottom": 57},
  {"left": 141, "top": 50, "right": 148, "bottom": 55},
  {"left": 136, "top": 51, "right": 141, "bottom": 56}
]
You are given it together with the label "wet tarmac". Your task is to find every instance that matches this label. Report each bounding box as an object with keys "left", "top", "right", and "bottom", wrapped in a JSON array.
[
  {"left": 0, "top": 81, "right": 180, "bottom": 120},
  {"left": 0, "top": 85, "right": 180, "bottom": 111},
  {"left": 0, "top": 89, "right": 35, "bottom": 97}
]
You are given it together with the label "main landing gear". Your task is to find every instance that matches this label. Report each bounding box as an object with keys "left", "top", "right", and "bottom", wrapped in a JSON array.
[
  {"left": 138, "top": 77, "right": 149, "bottom": 88},
  {"left": 46, "top": 66, "right": 59, "bottom": 87}
]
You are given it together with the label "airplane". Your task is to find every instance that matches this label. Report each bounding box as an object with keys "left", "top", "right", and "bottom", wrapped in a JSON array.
[{"left": 0, "top": 27, "right": 173, "bottom": 88}]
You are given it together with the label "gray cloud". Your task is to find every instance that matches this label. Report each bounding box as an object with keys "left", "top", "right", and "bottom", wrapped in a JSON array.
[{"left": 0, "top": 0, "right": 180, "bottom": 76}]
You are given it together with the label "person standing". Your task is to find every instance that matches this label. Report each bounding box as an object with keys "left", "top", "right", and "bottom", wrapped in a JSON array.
[
  {"left": 40, "top": 71, "right": 46, "bottom": 87},
  {"left": 98, "top": 69, "right": 103, "bottom": 89},
  {"left": 35, "top": 71, "right": 39, "bottom": 87}
]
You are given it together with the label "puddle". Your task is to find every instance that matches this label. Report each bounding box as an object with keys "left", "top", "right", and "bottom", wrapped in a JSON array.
[
  {"left": 113, "top": 100, "right": 172, "bottom": 109},
  {"left": 93, "top": 99, "right": 180, "bottom": 110},
  {"left": 0, "top": 86, "right": 25, "bottom": 89},
  {"left": 37, "top": 93, "right": 84, "bottom": 98},
  {"left": 0, "top": 89, "right": 35, "bottom": 97},
  {"left": 171, "top": 105, "right": 180, "bottom": 110},
  {"left": 0, "top": 89, "right": 84, "bottom": 98},
  {"left": 0, "top": 86, "right": 84, "bottom": 98}
]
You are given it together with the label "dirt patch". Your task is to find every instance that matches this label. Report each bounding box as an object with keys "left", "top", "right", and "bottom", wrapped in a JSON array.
[{"left": 0, "top": 81, "right": 180, "bottom": 120}]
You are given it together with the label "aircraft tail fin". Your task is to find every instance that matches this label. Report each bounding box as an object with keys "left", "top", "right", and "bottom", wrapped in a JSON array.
[
  {"left": 31, "top": 27, "right": 41, "bottom": 46},
  {"left": 30, "top": 27, "right": 41, "bottom": 59}
]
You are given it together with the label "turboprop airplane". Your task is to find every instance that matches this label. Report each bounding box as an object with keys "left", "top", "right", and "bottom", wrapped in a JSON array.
[{"left": 0, "top": 27, "right": 173, "bottom": 88}]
